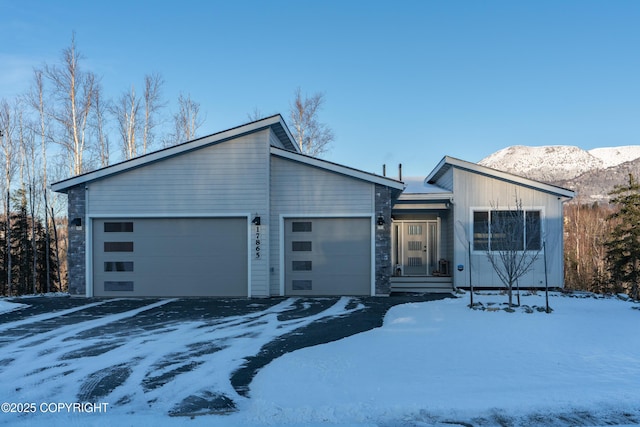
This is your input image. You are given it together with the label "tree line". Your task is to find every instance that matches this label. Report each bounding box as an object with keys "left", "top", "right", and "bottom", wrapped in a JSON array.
[
  {"left": 564, "top": 174, "right": 640, "bottom": 300},
  {"left": 0, "top": 34, "right": 333, "bottom": 296}
]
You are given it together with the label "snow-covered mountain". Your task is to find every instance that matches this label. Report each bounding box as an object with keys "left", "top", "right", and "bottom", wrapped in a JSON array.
[{"left": 479, "top": 145, "right": 640, "bottom": 202}]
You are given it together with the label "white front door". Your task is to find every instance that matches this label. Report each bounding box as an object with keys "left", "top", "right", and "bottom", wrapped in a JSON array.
[{"left": 400, "top": 221, "right": 439, "bottom": 276}]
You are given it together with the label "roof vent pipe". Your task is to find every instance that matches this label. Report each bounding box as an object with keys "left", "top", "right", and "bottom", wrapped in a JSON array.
[
  {"left": 383, "top": 164, "right": 386, "bottom": 177},
  {"left": 398, "top": 163, "right": 402, "bottom": 181}
]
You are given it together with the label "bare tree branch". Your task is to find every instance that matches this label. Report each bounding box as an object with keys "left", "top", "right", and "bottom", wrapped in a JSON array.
[{"left": 289, "top": 87, "right": 334, "bottom": 157}]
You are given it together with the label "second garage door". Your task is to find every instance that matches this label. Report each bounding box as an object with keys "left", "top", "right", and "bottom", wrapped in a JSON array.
[
  {"left": 284, "top": 217, "right": 371, "bottom": 296},
  {"left": 93, "top": 217, "right": 248, "bottom": 297}
]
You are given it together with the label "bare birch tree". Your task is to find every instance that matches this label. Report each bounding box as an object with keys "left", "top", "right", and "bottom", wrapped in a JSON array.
[
  {"left": 92, "top": 82, "right": 110, "bottom": 168},
  {"left": 44, "top": 34, "right": 96, "bottom": 175},
  {"left": 17, "top": 109, "right": 40, "bottom": 294},
  {"left": 166, "top": 92, "right": 204, "bottom": 146},
  {"left": 247, "top": 107, "right": 265, "bottom": 122},
  {"left": 289, "top": 87, "right": 334, "bottom": 157},
  {"left": 142, "top": 73, "right": 165, "bottom": 154},
  {"left": 27, "top": 69, "right": 53, "bottom": 292},
  {"left": 0, "top": 99, "right": 18, "bottom": 295},
  {"left": 484, "top": 196, "right": 543, "bottom": 308},
  {"left": 112, "top": 85, "right": 140, "bottom": 159}
]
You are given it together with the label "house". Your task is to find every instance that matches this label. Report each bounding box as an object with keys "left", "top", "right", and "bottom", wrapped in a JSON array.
[
  {"left": 390, "top": 156, "right": 574, "bottom": 293},
  {"left": 51, "top": 115, "right": 404, "bottom": 297},
  {"left": 52, "top": 115, "right": 574, "bottom": 297}
]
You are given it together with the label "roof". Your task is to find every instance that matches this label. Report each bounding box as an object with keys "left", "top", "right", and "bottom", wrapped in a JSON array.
[
  {"left": 426, "top": 156, "right": 576, "bottom": 199},
  {"left": 51, "top": 115, "right": 299, "bottom": 193},
  {"left": 271, "top": 146, "right": 405, "bottom": 190}
]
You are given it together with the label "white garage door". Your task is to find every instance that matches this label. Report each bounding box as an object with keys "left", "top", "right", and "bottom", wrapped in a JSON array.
[
  {"left": 93, "top": 218, "right": 247, "bottom": 297},
  {"left": 284, "top": 217, "right": 371, "bottom": 296}
]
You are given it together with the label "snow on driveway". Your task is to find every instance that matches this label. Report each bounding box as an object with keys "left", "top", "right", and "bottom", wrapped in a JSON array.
[
  {"left": 0, "top": 292, "right": 638, "bottom": 427},
  {"left": 0, "top": 296, "right": 364, "bottom": 426}
]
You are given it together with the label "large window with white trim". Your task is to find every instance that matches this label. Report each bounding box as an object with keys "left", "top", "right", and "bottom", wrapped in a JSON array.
[{"left": 473, "top": 209, "right": 541, "bottom": 251}]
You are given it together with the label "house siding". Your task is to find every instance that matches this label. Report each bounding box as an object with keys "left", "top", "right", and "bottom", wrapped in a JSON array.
[
  {"left": 86, "top": 130, "right": 272, "bottom": 297},
  {"left": 269, "top": 155, "right": 376, "bottom": 295},
  {"left": 451, "top": 167, "right": 565, "bottom": 289}
]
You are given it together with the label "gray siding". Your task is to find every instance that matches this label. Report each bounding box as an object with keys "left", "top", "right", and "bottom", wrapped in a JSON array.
[
  {"left": 269, "top": 155, "right": 375, "bottom": 295},
  {"left": 451, "top": 167, "right": 566, "bottom": 289},
  {"left": 86, "top": 130, "right": 272, "bottom": 297}
]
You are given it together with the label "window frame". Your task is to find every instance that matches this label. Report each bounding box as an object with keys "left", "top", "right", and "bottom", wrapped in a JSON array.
[{"left": 471, "top": 207, "right": 543, "bottom": 253}]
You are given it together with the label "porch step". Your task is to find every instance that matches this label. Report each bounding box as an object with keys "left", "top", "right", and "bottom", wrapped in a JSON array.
[{"left": 390, "top": 276, "right": 454, "bottom": 294}]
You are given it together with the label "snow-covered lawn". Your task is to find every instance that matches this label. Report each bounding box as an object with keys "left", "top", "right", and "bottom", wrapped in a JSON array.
[{"left": 0, "top": 292, "right": 638, "bottom": 426}]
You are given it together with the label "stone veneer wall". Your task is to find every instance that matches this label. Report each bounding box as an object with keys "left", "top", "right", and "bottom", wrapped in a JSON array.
[
  {"left": 66, "top": 185, "right": 86, "bottom": 295},
  {"left": 374, "top": 184, "right": 402, "bottom": 295}
]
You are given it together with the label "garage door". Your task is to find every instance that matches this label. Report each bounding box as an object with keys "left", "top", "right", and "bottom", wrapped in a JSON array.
[
  {"left": 284, "top": 217, "right": 371, "bottom": 296},
  {"left": 93, "top": 218, "right": 247, "bottom": 297}
]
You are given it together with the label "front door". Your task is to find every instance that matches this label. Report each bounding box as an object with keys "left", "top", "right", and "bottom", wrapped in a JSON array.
[{"left": 401, "top": 221, "right": 439, "bottom": 276}]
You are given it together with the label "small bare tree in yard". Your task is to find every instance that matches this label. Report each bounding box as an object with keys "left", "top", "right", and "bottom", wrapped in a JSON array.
[
  {"left": 289, "top": 87, "right": 334, "bottom": 157},
  {"left": 483, "top": 197, "right": 543, "bottom": 308}
]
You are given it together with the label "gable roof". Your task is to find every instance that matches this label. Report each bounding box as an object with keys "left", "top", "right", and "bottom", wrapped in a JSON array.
[
  {"left": 271, "top": 146, "right": 405, "bottom": 190},
  {"left": 51, "top": 114, "right": 298, "bottom": 193},
  {"left": 426, "top": 156, "right": 575, "bottom": 199}
]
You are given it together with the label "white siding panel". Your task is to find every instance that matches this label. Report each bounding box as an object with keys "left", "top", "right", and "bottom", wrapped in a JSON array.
[
  {"left": 452, "top": 167, "right": 566, "bottom": 289},
  {"left": 269, "top": 156, "right": 375, "bottom": 294},
  {"left": 88, "top": 132, "right": 268, "bottom": 215},
  {"left": 270, "top": 157, "right": 374, "bottom": 212}
]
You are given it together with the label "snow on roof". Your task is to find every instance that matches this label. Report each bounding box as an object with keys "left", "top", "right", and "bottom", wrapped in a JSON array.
[{"left": 401, "top": 176, "right": 451, "bottom": 195}]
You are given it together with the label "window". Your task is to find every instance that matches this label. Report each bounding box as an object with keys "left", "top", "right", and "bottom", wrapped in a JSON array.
[
  {"left": 104, "top": 281, "right": 134, "bottom": 291},
  {"left": 104, "top": 222, "right": 133, "bottom": 232},
  {"left": 292, "top": 241, "right": 312, "bottom": 251},
  {"left": 292, "top": 221, "right": 312, "bottom": 232},
  {"left": 292, "top": 261, "right": 312, "bottom": 271},
  {"left": 104, "top": 242, "right": 134, "bottom": 252},
  {"left": 473, "top": 209, "right": 541, "bottom": 251},
  {"left": 292, "top": 280, "right": 312, "bottom": 290},
  {"left": 104, "top": 261, "right": 134, "bottom": 272}
]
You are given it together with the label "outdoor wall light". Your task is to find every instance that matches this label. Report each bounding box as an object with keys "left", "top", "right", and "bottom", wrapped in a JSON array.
[
  {"left": 457, "top": 264, "right": 464, "bottom": 272},
  {"left": 72, "top": 217, "right": 82, "bottom": 230},
  {"left": 251, "top": 216, "right": 261, "bottom": 226},
  {"left": 376, "top": 216, "right": 386, "bottom": 227}
]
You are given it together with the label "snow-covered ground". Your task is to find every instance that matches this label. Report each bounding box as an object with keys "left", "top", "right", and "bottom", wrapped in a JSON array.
[{"left": 1, "top": 292, "right": 638, "bottom": 427}]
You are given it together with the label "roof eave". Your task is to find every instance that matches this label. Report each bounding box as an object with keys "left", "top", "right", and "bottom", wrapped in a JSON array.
[
  {"left": 270, "top": 147, "right": 405, "bottom": 190},
  {"left": 51, "top": 115, "right": 297, "bottom": 193},
  {"left": 426, "top": 156, "right": 576, "bottom": 199}
]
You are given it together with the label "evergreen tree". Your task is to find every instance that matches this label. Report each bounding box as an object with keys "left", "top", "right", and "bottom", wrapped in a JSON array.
[
  {"left": 35, "top": 220, "right": 58, "bottom": 293},
  {"left": 605, "top": 174, "right": 640, "bottom": 300},
  {"left": 10, "top": 189, "right": 32, "bottom": 295}
]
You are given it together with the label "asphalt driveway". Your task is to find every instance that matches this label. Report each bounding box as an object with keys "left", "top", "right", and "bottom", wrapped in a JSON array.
[{"left": 0, "top": 294, "right": 447, "bottom": 417}]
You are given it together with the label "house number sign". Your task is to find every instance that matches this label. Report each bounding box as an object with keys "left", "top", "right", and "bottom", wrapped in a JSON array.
[{"left": 255, "top": 225, "right": 261, "bottom": 259}]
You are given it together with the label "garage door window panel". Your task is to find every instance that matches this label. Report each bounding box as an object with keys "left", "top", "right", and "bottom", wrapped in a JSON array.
[
  {"left": 292, "top": 241, "right": 312, "bottom": 251},
  {"left": 292, "top": 222, "right": 312, "bottom": 232},
  {"left": 104, "top": 261, "right": 134, "bottom": 272},
  {"left": 292, "top": 280, "right": 312, "bottom": 290},
  {"left": 104, "top": 281, "right": 134, "bottom": 291},
  {"left": 104, "top": 242, "right": 134, "bottom": 252},
  {"left": 292, "top": 260, "right": 312, "bottom": 271},
  {"left": 104, "top": 222, "right": 134, "bottom": 232}
]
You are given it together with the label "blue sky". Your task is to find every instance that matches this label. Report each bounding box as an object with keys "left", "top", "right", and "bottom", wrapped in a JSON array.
[{"left": 2, "top": 0, "right": 640, "bottom": 178}]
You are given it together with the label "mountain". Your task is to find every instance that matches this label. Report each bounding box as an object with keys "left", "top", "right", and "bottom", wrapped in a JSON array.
[{"left": 478, "top": 145, "right": 640, "bottom": 202}]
